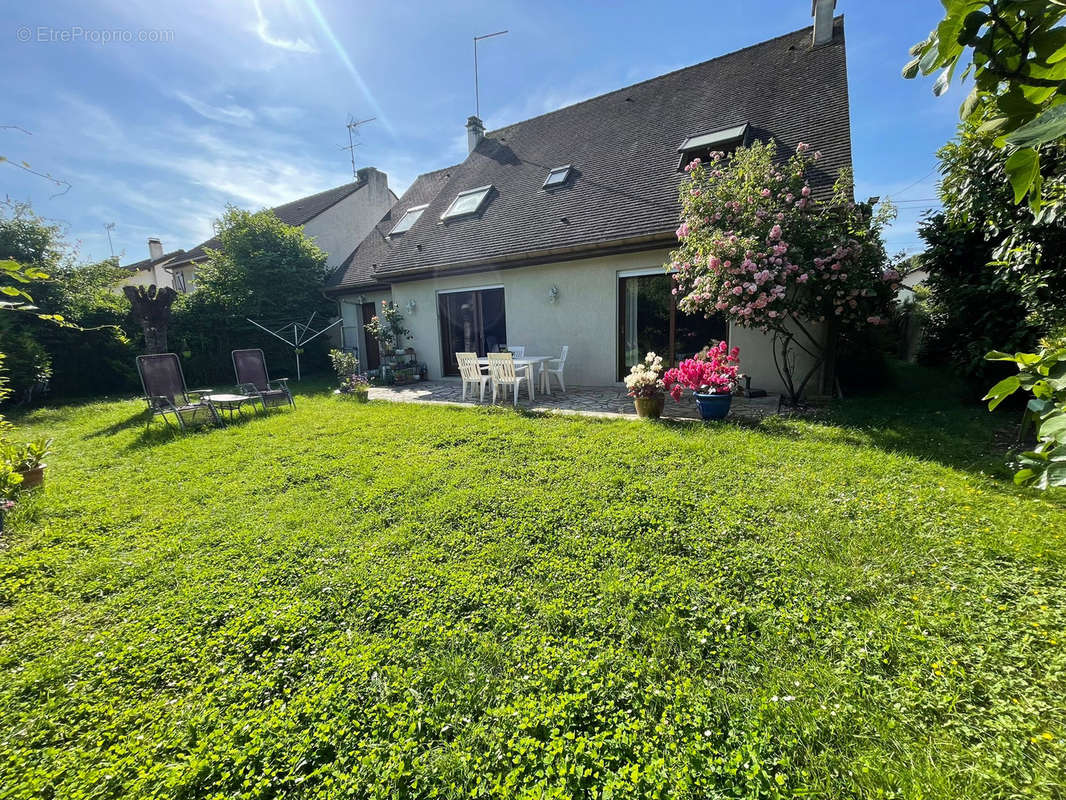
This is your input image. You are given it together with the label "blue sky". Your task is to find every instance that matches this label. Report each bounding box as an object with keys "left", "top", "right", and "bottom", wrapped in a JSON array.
[{"left": 4, "top": 0, "right": 957, "bottom": 265}]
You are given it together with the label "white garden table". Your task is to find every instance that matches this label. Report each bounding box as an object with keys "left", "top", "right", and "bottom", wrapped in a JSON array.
[{"left": 477, "top": 356, "right": 552, "bottom": 401}]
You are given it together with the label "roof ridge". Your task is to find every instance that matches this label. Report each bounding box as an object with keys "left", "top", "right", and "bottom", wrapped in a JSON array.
[{"left": 486, "top": 18, "right": 836, "bottom": 138}]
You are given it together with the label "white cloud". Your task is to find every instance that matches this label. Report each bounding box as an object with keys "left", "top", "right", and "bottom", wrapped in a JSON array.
[
  {"left": 251, "top": 0, "right": 317, "bottom": 53},
  {"left": 175, "top": 92, "right": 256, "bottom": 127}
]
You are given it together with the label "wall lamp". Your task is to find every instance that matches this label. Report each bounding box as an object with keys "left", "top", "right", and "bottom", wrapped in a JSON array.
[
  {"left": 547, "top": 285, "right": 559, "bottom": 304},
  {"left": 406, "top": 298, "right": 417, "bottom": 313}
]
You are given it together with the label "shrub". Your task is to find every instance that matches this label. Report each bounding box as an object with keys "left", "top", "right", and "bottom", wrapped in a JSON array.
[{"left": 666, "top": 140, "right": 897, "bottom": 404}]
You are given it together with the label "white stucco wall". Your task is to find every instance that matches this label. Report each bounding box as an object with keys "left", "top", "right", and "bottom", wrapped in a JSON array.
[
  {"left": 337, "top": 289, "right": 393, "bottom": 365},
  {"left": 303, "top": 169, "right": 396, "bottom": 268},
  {"left": 335, "top": 248, "right": 819, "bottom": 395}
]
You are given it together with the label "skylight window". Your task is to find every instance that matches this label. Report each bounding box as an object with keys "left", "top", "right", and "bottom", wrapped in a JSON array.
[
  {"left": 388, "top": 204, "right": 428, "bottom": 236},
  {"left": 543, "top": 165, "right": 572, "bottom": 189},
  {"left": 677, "top": 122, "right": 750, "bottom": 171},
  {"left": 441, "top": 185, "right": 493, "bottom": 220}
]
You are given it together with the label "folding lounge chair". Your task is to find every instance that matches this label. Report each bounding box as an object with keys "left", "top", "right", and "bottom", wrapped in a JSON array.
[
  {"left": 136, "top": 353, "right": 219, "bottom": 430},
  {"left": 232, "top": 348, "right": 294, "bottom": 411}
]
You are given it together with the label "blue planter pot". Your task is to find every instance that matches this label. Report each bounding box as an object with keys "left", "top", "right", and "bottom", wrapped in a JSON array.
[{"left": 693, "top": 392, "right": 732, "bottom": 420}]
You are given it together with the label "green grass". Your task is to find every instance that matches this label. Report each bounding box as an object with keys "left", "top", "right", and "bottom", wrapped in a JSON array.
[{"left": 1, "top": 368, "right": 1064, "bottom": 799}]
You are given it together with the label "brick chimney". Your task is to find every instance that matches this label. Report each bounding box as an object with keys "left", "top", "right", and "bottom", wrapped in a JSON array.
[
  {"left": 812, "top": 0, "right": 837, "bottom": 46},
  {"left": 466, "top": 115, "right": 485, "bottom": 154},
  {"left": 147, "top": 237, "right": 163, "bottom": 261}
]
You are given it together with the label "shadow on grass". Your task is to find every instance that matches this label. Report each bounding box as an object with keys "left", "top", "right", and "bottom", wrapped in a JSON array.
[{"left": 634, "top": 362, "right": 1051, "bottom": 492}]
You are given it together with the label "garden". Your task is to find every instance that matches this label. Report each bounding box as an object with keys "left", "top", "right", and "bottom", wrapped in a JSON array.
[
  {"left": 1, "top": 3, "right": 1066, "bottom": 796},
  {"left": 0, "top": 365, "right": 1064, "bottom": 799}
]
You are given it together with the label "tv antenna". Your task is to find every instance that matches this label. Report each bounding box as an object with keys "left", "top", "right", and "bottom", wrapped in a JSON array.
[
  {"left": 473, "top": 30, "right": 508, "bottom": 119},
  {"left": 104, "top": 222, "right": 116, "bottom": 259},
  {"left": 341, "top": 115, "right": 376, "bottom": 178}
]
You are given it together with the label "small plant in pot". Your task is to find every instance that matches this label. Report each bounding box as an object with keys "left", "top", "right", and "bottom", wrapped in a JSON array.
[
  {"left": 625, "top": 352, "right": 666, "bottom": 419},
  {"left": 663, "top": 341, "right": 741, "bottom": 420},
  {"left": 3, "top": 437, "right": 53, "bottom": 490},
  {"left": 337, "top": 374, "right": 370, "bottom": 402},
  {"left": 329, "top": 349, "right": 370, "bottom": 402}
]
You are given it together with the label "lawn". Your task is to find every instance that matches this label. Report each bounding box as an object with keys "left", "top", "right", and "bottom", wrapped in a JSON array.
[{"left": 1, "top": 368, "right": 1064, "bottom": 799}]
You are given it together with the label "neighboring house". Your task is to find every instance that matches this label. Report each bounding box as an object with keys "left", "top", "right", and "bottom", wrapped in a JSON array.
[
  {"left": 326, "top": 3, "right": 850, "bottom": 392},
  {"left": 119, "top": 166, "right": 396, "bottom": 294}
]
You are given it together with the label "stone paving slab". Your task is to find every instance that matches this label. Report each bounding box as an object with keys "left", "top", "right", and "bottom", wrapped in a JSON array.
[{"left": 367, "top": 381, "right": 781, "bottom": 422}]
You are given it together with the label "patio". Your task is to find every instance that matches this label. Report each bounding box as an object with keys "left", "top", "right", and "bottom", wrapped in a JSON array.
[{"left": 367, "top": 380, "right": 782, "bottom": 421}]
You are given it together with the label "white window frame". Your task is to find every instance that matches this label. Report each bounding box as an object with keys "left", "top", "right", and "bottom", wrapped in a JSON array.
[
  {"left": 542, "top": 165, "right": 572, "bottom": 189},
  {"left": 436, "top": 283, "right": 505, "bottom": 296},
  {"left": 388, "top": 204, "right": 428, "bottom": 236},
  {"left": 441, "top": 185, "right": 493, "bottom": 220}
]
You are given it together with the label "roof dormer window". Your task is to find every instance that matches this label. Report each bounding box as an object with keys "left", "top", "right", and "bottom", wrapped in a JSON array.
[
  {"left": 677, "top": 122, "right": 749, "bottom": 171},
  {"left": 388, "top": 204, "right": 428, "bottom": 236},
  {"left": 542, "top": 165, "right": 572, "bottom": 189},
  {"left": 441, "top": 185, "right": 493, "bottom": 220}
]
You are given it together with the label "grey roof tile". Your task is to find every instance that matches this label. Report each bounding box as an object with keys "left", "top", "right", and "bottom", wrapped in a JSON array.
[{"left": 332, "top": 17, "right": 851, "bottom": 286}]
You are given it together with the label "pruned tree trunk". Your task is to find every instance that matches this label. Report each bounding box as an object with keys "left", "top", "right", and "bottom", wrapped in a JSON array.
[{"left": 123, "top": 284, "right": 178, "bottom": 355}]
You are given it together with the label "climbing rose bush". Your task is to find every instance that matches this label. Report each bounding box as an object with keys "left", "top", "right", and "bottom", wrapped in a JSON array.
[
  {"left": 667, "top": 140, "right": 898, "bottom": 403},
  {"left": 663, "top": 341, "right": 740, "bottom": 402}
]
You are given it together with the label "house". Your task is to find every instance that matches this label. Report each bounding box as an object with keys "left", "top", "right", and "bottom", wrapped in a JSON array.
[
  {"left": 326, "top": 3, "right": 849, "bottom": 392},
  {"left": 119, "top": 167, "right": 396, "bottom": 294}
]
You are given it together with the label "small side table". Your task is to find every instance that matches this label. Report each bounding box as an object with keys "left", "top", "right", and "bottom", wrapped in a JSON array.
[{"left": 204, "top": 393, "right": 254, "bottom": 422}]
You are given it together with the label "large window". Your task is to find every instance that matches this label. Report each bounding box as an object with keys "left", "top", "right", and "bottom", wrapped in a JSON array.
[
  {"left": 438, "top": 287, "right": 507, "bottom": 376},
  {"left": 618, "top": 273, "right": 727, "bottom": 380}
]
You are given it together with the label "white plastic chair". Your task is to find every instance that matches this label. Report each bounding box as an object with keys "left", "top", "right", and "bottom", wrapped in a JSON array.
[
  {"left": 488, "top": 352, "right": 530, "bottom": 407},
  {"left": 542, "top": 345, "right": 569, "bottom": 394},
  {"left": 507, "top": 345, "right": 525, "bottom": 357},
  {"left": 456, "top": 352, "right": 490, "bottom": 402}
]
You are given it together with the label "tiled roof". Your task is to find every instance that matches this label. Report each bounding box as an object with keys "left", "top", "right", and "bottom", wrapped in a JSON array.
[
  {"left": 123, "top": 248, "right": 185, "bottom": 273},
  {"left": 333, "top": 17, "right": 851, "bottom": 285},
  {"left": 165, "top": 175, "right": 372, "bottom": 270},
  {"left": 328, "top": 166, "right": 457, "bottom": 290}
]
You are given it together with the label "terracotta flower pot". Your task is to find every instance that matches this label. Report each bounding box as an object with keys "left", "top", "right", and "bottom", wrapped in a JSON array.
[
  {"left": 633, "top": 395, "right": 665, "bottom": 419},
  {"left": 17, "top": 464, "right": 46, "bottom": 491}
]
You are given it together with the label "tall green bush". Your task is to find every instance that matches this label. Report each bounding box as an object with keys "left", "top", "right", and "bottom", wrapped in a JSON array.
[
  {"left": 171, "top": 207, "right": 332, "bottom": 385},
  {"left": 0, "top": 204, "right": 134, "bottom": 400}
]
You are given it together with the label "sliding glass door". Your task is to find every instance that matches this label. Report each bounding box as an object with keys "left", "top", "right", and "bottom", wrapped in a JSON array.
[
  {"left": 438, "top": 288, "right": 507, "bottom": 376},
  {"left": 618, "top": 273, "right": 727, "bottom": 379}
]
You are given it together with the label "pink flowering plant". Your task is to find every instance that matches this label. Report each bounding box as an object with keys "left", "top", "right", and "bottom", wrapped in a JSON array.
[
  {"left": 624, "top": 352, "right": 666, "bottom": 399},
  {"left": 668, "top": 140, "right": 900, "bottom": 404},
  {"left": 663, "top": 341, "right": 741, "bottom": 402}
]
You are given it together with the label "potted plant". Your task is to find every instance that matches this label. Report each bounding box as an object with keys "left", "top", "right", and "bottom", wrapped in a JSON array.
[
  {"left": 337, "top": 374, "right": 370, "bottom": 402},
  {"left": 328, "top": 349, "right": 370, "bottom": 402},
  {"left": 5, "top": 437, "right": 53, "bottom": 490},
  {"left": 624, "top": 352, "right": 667, "bottom": 419},
  {"left": 663, "top": 341, "right": 741, "bottom": 420}
]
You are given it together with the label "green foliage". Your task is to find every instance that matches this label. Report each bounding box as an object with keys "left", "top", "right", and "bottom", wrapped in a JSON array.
[
  {"left": 363, "top": 300, "right": 411, "bottom": 353},
  {"left": 0, "top": 436, "right": 52, "bottom": 472},
  {"left": 0, "top": 204, "right": 135, "bottom": 399},
  {"left": 328, "top": 348, "right": 359, "bottom": 380},
  {"left": 666, "top": 140, "right": 896, "bottom": 403},
  {"left": 0, "top": 371, "right": 1063, "bottom": 798},
  {"left": 918, "top": 116, "right": 1066, "bottom": 388},
  {"left": 172, "top": 207, "right": 332, "bottom": 384},
  {"left": 938, "top": 117, "right": 1066, "bottom": 333},
  {"left": 905, "top": 0, "right": 1066, "bottom": 210},
  {"left": 984, "top": 340, "right": 1066, "bottom": 488}
]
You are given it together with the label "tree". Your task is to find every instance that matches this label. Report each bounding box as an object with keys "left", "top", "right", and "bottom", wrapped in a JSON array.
[
  {"left": 123, "top": 285, "right": 177, "bottom": 355},
  {"left": 666, "top": 140, "right": 898, "bottom": 404},
  {"left": 1, "top": 204, "right": 134, "bottom": 400},
  {"left": 905, "top": 0, "right": 1066, "bottom": 211},
  {"left": 917, "top": 116, "right": 1066, "bottom": 389},
  {"left": 172, "top": 207, "right": 331, "bottom": 383}
]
